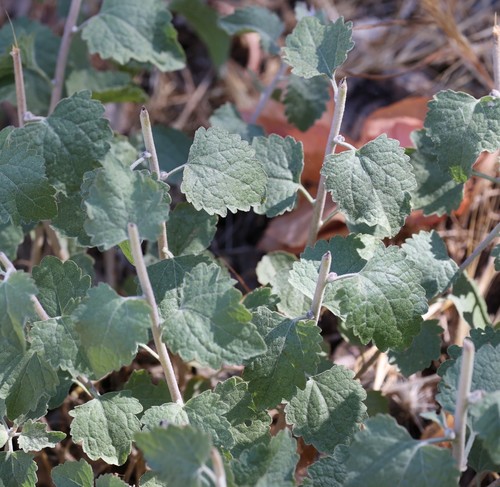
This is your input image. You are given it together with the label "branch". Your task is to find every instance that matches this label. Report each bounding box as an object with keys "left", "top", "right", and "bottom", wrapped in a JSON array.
[
  {"left": 127, "top": 223, "right": 183, "bottom": 404},
  {"left": 49, "top": 0, "right": 82, "bottom": 112}
]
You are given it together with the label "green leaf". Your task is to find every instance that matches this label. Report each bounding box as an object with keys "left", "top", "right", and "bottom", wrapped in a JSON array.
[
  {"left": 69, "top": 391, "right": 142, "bottom": 465},
  {"left": 468, "top": 437, "right": 500, "bottom": 473},
  {"left": 218, "top": 6, "right": 284, "bottom": 54},
  {"left": 334, "top": 245, "right": 427, "bottom": 351},
  {"left": 72, "top": 283, "right": 151, "bottom": 379},
  {"left": 252, "top": 134, "right": 304, "bottom": 217},
  {"left": 401, "top": 230, "right": 458, "bottom": 299},
  {"left": 0, "top": 451, "right": 38, "bottom": 487},
  {"left": 284, "top": 74, "right": 330, "bottom": 131},
  {"left": 0, "top": 221, "right": 24, "bottom": 260},
  {"left": 449, "top": 272, "right": 491, "bottom": 329},
  {"left": 156, "top": 262, "right": 266, "bottom": 369},
  {"left": 123, "top": 370, "right": 171, "bottom": 417},
  {"left": 437, "top": 342, "right": 500, "bottom": 412},
  {"left": 231, "top": 430, "right": 298, "bottom": 487},
  {"left": 18, "top": 420, "right": 66, "bottom": 451},
  {"left": 408, "top": 129, "right": 464, "bottom": 216},
  {"left": 5, "top": 91, "right": 112, "bottom": 193},
  {"left": 32, "top": 256, "right": 91, "bottom": 317},
  {"left": 343, "top": 415, "right": 460, "bottom": 487},
  {"left": 0, "top": 271, "right": 37, "bottom": 352},
  {"left": 135, "top": 424, "right": 212, "bottom": 487},
  {"left": 138, "top": 471, "right": 169, "bottom": 487},
  {"left": 0, "top": 138, "right": 56, "bottom": 225},
  {"left": 424, "top": 90, "right": 500, "bottom": 182},
  {"left": 243, "top": 307, "right": 322, "bottom": 409},
  {"left": 322, "top": 135, "right": 416, "bottom": 237},
  {"left": 51, "top": 192, "right": 91, "bottom": 247},
  {"left": 209, "top": 103, "right": 264, "bottom": 142},
  {"left": 469, "top": 391, "right": 500, "bottom": 464},
  {"left": 81, "top": 0, "right": 185, "bottom": 71},
  {"left": 302, "top": 445, "right": 349, "bottom": 487},
  {"left": 181, "top": 126, "right": 267, "bottom": 217},
  {"left": 95, "top": 474, "right": 129, "bottom": 487},
  {"left": 283, "top": 16, "right": 354, "bottom": 79},
  {"left": 492, "top": 244, "right": 500, "bottom": 271},
  {"left": 243, "top": 287, "right": 280, "bottom": 311},
  {"left": 66, "top": 69, "right": 147, "bottom": 103},
  {"left": 285, "top": 366, "right": 366, "bottom": 453},
  {"left": 388, "top": 320, "right": 442, "bottom": 377},
  {"left": 170, "top": 0, "right": 230, "bottom": 67},
  {"left": 51, "top": 459, "right": 94, "bottom": 487},
  {"left": 0, "top": 424, "right": 7, "bottom": 449},
  {"left": 83, "top": 156, "right": 171, "bottom": 249},
  {"left": 168, "top": 202, "right": 218, "bottom": 256}
]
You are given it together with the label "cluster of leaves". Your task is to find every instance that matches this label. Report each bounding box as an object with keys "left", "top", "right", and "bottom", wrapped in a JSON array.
[{"left": 0, "top": 1, "right": 499, "bottom": 486}]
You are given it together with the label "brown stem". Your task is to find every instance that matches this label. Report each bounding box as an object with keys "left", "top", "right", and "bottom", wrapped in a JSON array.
[{"left": 10, "top": 46, "right": 27, "bottom": 127}]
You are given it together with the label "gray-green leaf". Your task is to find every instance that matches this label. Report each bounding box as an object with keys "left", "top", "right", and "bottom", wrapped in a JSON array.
[
  {"left": 209, "top": 103, "right": 264, "bottom": 142},
  {"left": 0, "top": 451, "right": 38, "bottom": 487},
  {"left": 51, "top": 459, "right": 94, "bottom": 487},
  {"left": 18, "top": 420, "right": 66, "bottom": 452}
]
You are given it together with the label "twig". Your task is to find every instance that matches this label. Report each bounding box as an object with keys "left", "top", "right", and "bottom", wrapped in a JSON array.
[
  {"left": 10, "top": 46, "right": 27, "bottom": 127},
  {"left": 249, "top": 61, "right": 287, "bottom": 125},
  {"left": 49, "top": 0, "right": 82, "bottom": 112},
  {"left": 458, "top": 221, "right": 500, "bottom": 274},
  {"left": 471, "top": 169, "right": 500, "bottom": 185},
  {"left": 140, "top": 107, "right": 170, "bottom": 260},
  {"left": 309, "top": 251, "right": 332, "bottom": 325},
  {"left": 74, "top": 375, "right": 100, "bottom": 398},
  {"left": 210, "top": 448, "right": 227, "bottom": 487},
  {"left": 452, "top": 339, "right": 475, "bottom": 471},
  {"left": 306, "top": 78, "right": 347, "bottom": 247},
  {"left": 354, "top": 349, "right": 381, "bottom": 380},
  {"left": 43, "top": 222, "right": 69, "bottom": 261},
  {"left": 128, "top": 223, "right": 183, "bottom": 404},
  {"left": 493, "top": 18, "right": 500, "bottom": 94}
]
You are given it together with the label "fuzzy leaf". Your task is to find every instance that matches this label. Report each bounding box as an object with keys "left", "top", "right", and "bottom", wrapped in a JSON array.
[
  {"left": 402, "top": 230, "right": 458, "bottom": 299},
  {"left": 231, "top": 430, "right": 298, "bottom": 487},
  {"left": 469, "top": 391, "right": 500, "bottom": 463},
  {"left": 170, "top": 0, "right": 230, "bottom": 67},
  {"left": 302, "top": 445, "right": 349, "bottom": 487},
  {"left": 181, "top": 126, "right": 267, "bottom": 216},
  {"left": 285, "top": 366, "right": 366, "bottom": 453},
  {"left": 437, "top": 342, "right": 500, "bottom": 412},
  {"left": 243, "top": 308, "right": 322, "bottom": 409},
  {"left": 252, "top": 134, "right": 304, "bottom": 217},
  {"left": 51, "top": 192, "right": 91, "bottom": 246},
  {"left": 282, "top": 17, "right": 354, "bottom": 79},
  {"left": 51, "top": 459, "right": 94, "bottom": 487},
  {"left": 32, "top": 256, "right": 91, "bottom": 317},
  {"left": 0, "top": 221, "right": 24, "bottom": 261},
  {"left": 284, "top": 74, "right": 330, "bottom": 131},
  {"left": 334, "top": 246, "right": 427, "bottom": 351},
  {"left": 168, "top": 202, "right": 218, "bottom": 256},
  {"left": 0, "top": 451, "right": 37, "bottom": 487},
  {"left": 218, "top": 6, "right": 284, "bottom": 54},
  {"left": 153, "top": 126, "right": 192, "bottom": 185},
  {"left": 84, "top": 157, "right": 171, "bottom": 249},
  {"left": 81, "top": 0, "right": 185, "bottom": 71},
  {"left": 209, "top": 103, "right": 264, "bottom": 142},
  {"left": 492, "top": 244, "right": 500, "bottom": 271},
  {"left": 156, "top": 262, "right": 266, "bottom": 369},
  {"left": 123, "top": 370, "right": 171, "bottom": 416},
  {"left": 72, "top": 284, "right": 151, "bottom": 379},
  {"left": 135, "top": 424, "right": 212, "bottom": 487},
  {"left": 424, "top": 90, "right": 500, "bottom": 182},
  {"left": 388, "top": 320, "right": 442, "bottom": 377},
  {"left": 344, "top": 415, "right": 459, "bottom": 487},
  {"left": 322, "top": 135, "right": 416, "bottom": 237},
  {"left": 408, "top": 130, "right": 464, "bottom": 216},
  {"left": 4, "top": 91, "right": 112, "bottom": 193},
  {"left": 69, "top": 391, "right": 142, "bottom": 465},
  {"left": 18, "top": 420, "right": 66, "bottom": 452}
]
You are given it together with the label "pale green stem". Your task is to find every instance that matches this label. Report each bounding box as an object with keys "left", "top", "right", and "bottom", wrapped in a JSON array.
[
  {"left": 30, "top": 295, "right": 50, "bottom": 321},
  {"left": 420, "top": 435, "right": 456, "bottom": 446},
  {"left": 306, "top": 78, "right": 347, "bottom": 247},
  {"left": 140, "top": 343, "right": 160, "bottom": 361},
  {"left": 321, "top": 207, "right": 340, "bottom": 227},
  {"left": 452, "top": 339, "right": 475, "bottom": 471},
  {"left": 74, "top": 375, "right": 100, "bottom": 398},
  {"left": 49, "top": 0, "right": 82, "bottom": 112},
  {"left": 493, "top": 22, "right": 500, "bottom": 93},
  {"left": 210, "top": 448, "right": 227, "bottom": 487},
  {"left": 10, "top": 46, "right": 27, "bottom": 127},
  {"left": 309, "top": 251, "right": 332, "bottom": 325},
  {"left": 458, "top": 222, "right": 500, "bottom": 273},
  {"left": 333, "top": 136, "right": 356, "bottom": 151},
  {"left": 130, "top": 152, "right": 150, "bottom": 170},
  {"left": 140, "top": 107, "right": 170, "bottom": 260},
  {"left": 128, "top": 223, "right": 183, "bottom": 404},
  {"left": 0, "top": 252, "right": 16, "bottom": 277},
  {"left": 298, "top": 184, "right": 315, "bottom": 205},
  {"left": 162, "top": 163, "right": 187, "bottom": 181},
  {"left": 249, "top": 61, "right": 287, "bottom": 125},
  {"left": 471, "top": 169, "right": 500, "bottom": 185}
]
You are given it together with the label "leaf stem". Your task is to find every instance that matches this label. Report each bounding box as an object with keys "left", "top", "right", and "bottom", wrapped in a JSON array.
[
  {"left": 321, "top": 207, "right": 340, "bottom": 227},
  {"left": 452, "top": 338, "right": 475, "bottom": 471},
  {"left": 139, "top": 343, "right": 160, "bottom": 361},
  {"left": 127, "top": 223, "right": 183, "bottom": 405},
  {"left": 309, "top": 251, "right": 332, "bottom": 325},
  {"left": 471, "top": 169, "right": 500, "bottom": 185},
  {"left": 74, "top": 375, "right": 100, "bottom": 398},
  {"left": 0, "top": 252, "right": 16, "bottom": 278},
  {"left": 130, "top": 152, "right": 150, "bottom": 170},
  {"left": 140, "top": 107, "right": 170, "bottom": 260},
  {"left": 493, "top": 19, "right": 500, "bottom": 94},
  {"left": 162, "top": 163, "right": 187, "bottom": 181},
  {"left": 49, "top": 0, "right": 82, "bottom": 113},
  {"left": 458, "top": 221, "right": 500, "bottom": 273},
  {"left": 298, "top": 184, "right": 315, "bottom": 205},
  {"left": 210, "top": 448, "right": 227, "bottom": 487},
  {"left": 30, "top": 295, "right": 50, "bottom": 321},
  {"left": 420, "top": 435, "right": 456, "bottom": 446},
  {"left": 306, "top": 78, "right": 347, "bottom": 247},
  {"left": 249, "top": 61, "right": 287, "bottom": 125},
  {"left": 10, "top": 45, "right": 27, "bottom": 127}
]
